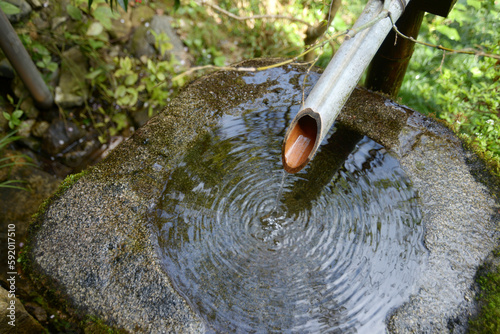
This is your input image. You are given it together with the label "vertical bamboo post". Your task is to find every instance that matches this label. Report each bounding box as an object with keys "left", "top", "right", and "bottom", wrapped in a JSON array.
[{"left": 364, "top": 0, "right": 424, "bottom": 97}]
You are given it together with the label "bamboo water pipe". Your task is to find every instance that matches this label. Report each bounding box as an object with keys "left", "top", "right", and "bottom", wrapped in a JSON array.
[
  {"left": 0, "top": 8, "right": 53, "bottom": 109},
  {"left": 282, "top": 0, "right": 410, "bottom": 173}
]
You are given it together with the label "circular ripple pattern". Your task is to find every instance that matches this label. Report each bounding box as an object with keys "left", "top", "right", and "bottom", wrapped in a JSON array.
[{"left": 153, "top": 107, "right": 426, "bottom": 333}]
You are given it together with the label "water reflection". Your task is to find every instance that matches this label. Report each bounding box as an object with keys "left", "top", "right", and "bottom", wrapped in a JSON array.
[{"left": 153, "top": 106, "right": 426, "bottom": 333}]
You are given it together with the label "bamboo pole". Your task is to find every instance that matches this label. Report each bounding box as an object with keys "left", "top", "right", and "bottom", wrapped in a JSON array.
[
  {"left": 282, "top": 0, "right": 410, "bottom": 173},
  {"left": 0, "top": 8, "right": 53, "bottom": 109}
]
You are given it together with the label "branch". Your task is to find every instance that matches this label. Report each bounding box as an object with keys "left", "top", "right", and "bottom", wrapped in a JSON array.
[
  {"left": 195, "top": 0, "right": 313, "bottom": 27},
  {"left": 304, "top": 0, "right": 341, "bottom": 46},
  {"left": 304, "top": 0, "right": 342, "bottom": 62},
  {"left": 391, "top": 23, "right": 500, "bottom": 60},
  {"left": 174, "top": 6, "right": 500, "bottom": 82}
]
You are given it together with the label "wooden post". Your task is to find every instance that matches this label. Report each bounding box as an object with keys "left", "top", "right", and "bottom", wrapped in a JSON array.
[{"left": 364, "top": 0, "right": 456, "bottom": 97}]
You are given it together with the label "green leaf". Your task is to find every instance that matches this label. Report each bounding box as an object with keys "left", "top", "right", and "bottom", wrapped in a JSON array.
[
  {"left": 435, "top": 25, "right": 461, "bottom": 41},
  {"left": 42, "top": 55, "right": 52, "bottom": 64},
  {"left": 88, "top": 39, "right": 105, "bottom": 50},
  {"left": 92, "top": 6, "right": 118, "bottom": 30},
  {"left": 470, "top": 67, "right": 482, "bottom": 78},
  {"left": 0, "top": 1, "right": 21, "bottom": 15},
  {"left": 112, "top": 113, "right": 128, "bottom": 130},
  {"left": 115, "top": 85, "right": 127, "bottom": 98},
  {"left": 124, "top": 73, "right": 138, "bottom": 86},
  {"left": 32, "top": 43, "right": 50, "bottom": 56},
  {"left": 67, "top": 4, "right": 83, "bottom": 20},
  {"left": 13, "top": 109, "right": 23, "bottom": 119},
  {"left": 86, "top": 68, "right": 104, "bottom": 80},
  {"left": 47, "top": 62, "right": 59, "bottom": 73},
  {"left": 0, "top": 180, "right": 29, "bottom": 191},
  {"left": 174, "top": 0, "right": 180, "bottom": 11},
  {"left": 2, "top": 111, "right": 11, "bottom": 121},
  {"left": 214, "top": 56, "right": 226, "bottom": 67},
  {"left": 126, "top": 87, "right": 138, "bottom": 106},
  {"left": 467, "top": 0, "right": 481, "bottom": 10}
]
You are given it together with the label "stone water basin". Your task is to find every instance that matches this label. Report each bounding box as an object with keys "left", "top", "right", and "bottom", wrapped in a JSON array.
[{"left": 27, "top": 59, "right": 499, "bottom": 333}]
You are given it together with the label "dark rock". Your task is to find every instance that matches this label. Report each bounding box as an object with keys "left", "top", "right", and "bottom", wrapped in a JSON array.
[
  {"left": 0, "top": 287, "right": 45, "bottom": 333},
  {"left": 17, "top": 119, "right": 35, "bottom": 137},
  {"left": 31, "top": 15, "right": 49, "bottom": 30},
  {"left": 0, "top": 59, "right": 15, "bottom": 79},
  {"left": 23, "top": 302, "right": 47, "bottom": 324},
  {"left": 20, "top": 97, "right": 39, "bottom": 119},
  {"left": 130, "top": 25, "right": 155, "bottom": 59},
  {"left": 18, "top": 136, "right": 41, "bottom": 151},
  {"left": 31, "top": 120, "right": 50, "bottom": 138},
  {"left": 55, "top": 47, "right": 89, "bottom": 108},
  {"left": 25, "top": 0, "right": 42, "bottom": 9},
  {"left": 130, "top": 5, "right": 155, "bottom": 27},
  {"left": 60, "top": 136, "right": 101, "bottom": 168},
  {"left": 42, "top": 119, "right": 85, "bottom": 156},
  {"left": 51, "top": 16, "right": 67, "bottom": 30}
]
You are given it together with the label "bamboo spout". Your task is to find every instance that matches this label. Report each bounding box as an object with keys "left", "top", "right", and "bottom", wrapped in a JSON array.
[
  {"left": 282, "top": 0, "right": 410, "bottom": 173},
  {"left": 282, "top": 109, "right": 320, "bottom": 173}
]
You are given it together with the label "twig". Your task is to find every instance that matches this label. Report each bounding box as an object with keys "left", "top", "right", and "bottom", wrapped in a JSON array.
[
  {"left": 196, "top": 0, "right": 313, "bottom": 27},
  {"left": 391, "top": 23, "right": 500, "bottom": 60},
  {"left": 173, "top": 65, "right": 256, "bottom": 82},
  {"left": 175, "top": 4, "right": 500, "bottom": 82},
  {"left": 438, "top": 50, "right": 446, "bottom": 73},
  {"left": 345, "top": 9, "right": 390, "bottom": 39},
  {"left": 302, "top": 52, "right": 322, "bottom": 106},
  {"left": 303, "top": 0, "right": 341, "bottom": 62}
]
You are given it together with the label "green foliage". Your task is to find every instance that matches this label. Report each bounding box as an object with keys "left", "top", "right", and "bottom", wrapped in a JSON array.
[
  {"left": 399, "top": 0, "right": 500, "bottom": 161},
  {"left": 111, "top": 56, "right": 143, "bottom": 108},
  {"left": 88, "top": 0, "right": 129, "bottom": 12},
  {"left": 174, "top": 1, "right": 314, "bottom": 66},
  {"left": 2, "top": 110, "right": 23, "bottom": 130},
  {"left": 150, "top": 30, "right": 173, "bottom": 57},
  {"left": 19, "top": 35, "right": 59, "bottom": 79},
  {"left": 0, "top": 0, "right": 21, "bottom": 14}
]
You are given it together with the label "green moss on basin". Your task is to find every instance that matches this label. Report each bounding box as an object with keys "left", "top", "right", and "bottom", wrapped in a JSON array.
[{"left": 469, "top": 249, "right": 500, "bottom": 333}]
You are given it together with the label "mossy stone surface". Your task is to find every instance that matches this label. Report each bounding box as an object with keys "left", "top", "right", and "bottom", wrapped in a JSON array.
[{"left": 27, "top": 59, "right": 500, "bottom": 333}]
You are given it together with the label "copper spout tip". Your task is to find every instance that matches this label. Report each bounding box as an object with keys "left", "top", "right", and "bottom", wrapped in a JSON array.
[{"left": 282, "top": 109, "right": 321, "bottom": 173}]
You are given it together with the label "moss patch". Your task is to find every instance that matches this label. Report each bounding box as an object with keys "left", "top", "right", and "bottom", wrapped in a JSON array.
[{"left": 469, "top": 250, "right": 500, "bottom": 333}]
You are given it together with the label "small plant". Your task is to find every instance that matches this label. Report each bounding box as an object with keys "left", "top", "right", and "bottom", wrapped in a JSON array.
[
  {"left": 141, "top": 58, "right": 176, "bottom": 116},
  {"left": 19, "top": 35, "right": 59, "bottom": 81},
  {"left": 150, "top": 30, "right": 173, "bottom": 57},
  {"left": 2, "top": 95, "right": 24, "bottom": 130},
  {"left": 112, "top": 57, "right": 144, "bottom": 108}
]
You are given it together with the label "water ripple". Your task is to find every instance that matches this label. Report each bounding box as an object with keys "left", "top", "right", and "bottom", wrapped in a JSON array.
[{"left": 153, "top": 107, "right": 426, "bottom": 333}]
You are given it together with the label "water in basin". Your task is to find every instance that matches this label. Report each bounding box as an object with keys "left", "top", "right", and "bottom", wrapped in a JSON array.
[{"left": 152, "top": 104, "right": 426, "bottom": 333}]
